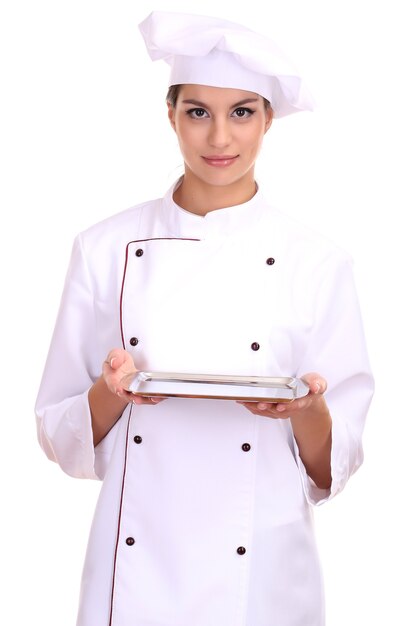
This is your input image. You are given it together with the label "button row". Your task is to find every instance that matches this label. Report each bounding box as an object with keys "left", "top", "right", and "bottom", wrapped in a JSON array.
[
  {"left": 129, "top": 338, "right": 261, "bottom": 350},
  {"left": 125, "top": 536, "right": 246, "bottom": 555},
  {"left": 133, "top": 435, "right": 251, "bottom": 451},
  {"left": 134, "top": 249, "right": 275, "bottom": 266}
]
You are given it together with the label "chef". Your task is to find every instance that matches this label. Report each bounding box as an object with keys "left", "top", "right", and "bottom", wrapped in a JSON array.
[{"left": 35, "top": 11, "right": 374, "bottom": 626}]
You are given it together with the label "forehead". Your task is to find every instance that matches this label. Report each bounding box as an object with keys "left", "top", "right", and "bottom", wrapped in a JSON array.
[{"left": 178, "top": 84, "right": 261, "bottom": 105}]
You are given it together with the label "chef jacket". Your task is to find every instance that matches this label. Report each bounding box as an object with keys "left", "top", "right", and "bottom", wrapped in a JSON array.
[{"left": 36, "top": 180, "right": 374, "bottom": 626}]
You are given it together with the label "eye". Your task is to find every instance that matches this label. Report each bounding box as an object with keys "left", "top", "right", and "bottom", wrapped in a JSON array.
[
  {"left": 232, "top": 107, "right": 255, "bottom": 118},
  {"left": 186, "top": 108, "right": 209, "bottom": 119}
]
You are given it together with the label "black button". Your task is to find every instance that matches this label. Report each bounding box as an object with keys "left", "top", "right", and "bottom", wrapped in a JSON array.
[
  {"left": 134, "top": 436, "right": 142, "bottom": 444},
  {"left": 251, "top": 342, "right": 260, "bottom": 351},
  {"left": 242, "top": 443, "right": 251, "bottom": 452},
  {"left": 126, "top": 537, "right": 135, "bottom": 546},
  {"left": 237, "top": 546, "right": 246, "bottom": 555},
  {"left": 130, "top": 337, "right": 139, "bottom": 346},
  {"left": 135, "top": 249, "right": 144, "bottom": 257},
  {"left": 266, "top": 257, "right": 275, "bottom": 265}
]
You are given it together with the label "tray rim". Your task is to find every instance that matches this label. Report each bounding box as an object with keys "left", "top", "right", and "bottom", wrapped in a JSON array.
[
  {"left": 122, "top": 371, "right": 309, "bottom": 401},
  {"left": 130, "top": 371, "right": 299, "bottom": 389}
]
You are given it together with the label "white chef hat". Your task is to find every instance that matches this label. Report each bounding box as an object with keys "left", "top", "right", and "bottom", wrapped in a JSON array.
[{"left": 138, "top": 11, "right": 315, "bottom": 119}]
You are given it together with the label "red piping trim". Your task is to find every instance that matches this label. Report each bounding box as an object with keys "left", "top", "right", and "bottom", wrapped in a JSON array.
[
  {"left": 119, "top": 243, "right": 130, "bottom": 350},
  {"left": 119, "top": 237, "right": 200, "bottom": 348},
  {"left": 112, "top": 237, "right": 200, "bottom": 621},
  {"left": 108, "top": 404, "right": 133, "bottom": 626}
]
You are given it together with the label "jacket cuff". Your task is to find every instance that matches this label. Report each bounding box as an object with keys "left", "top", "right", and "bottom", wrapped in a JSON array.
[
  {"left": 37, "top": 391, "right": 100, "bottom": 480},
  {"left": 292, "top": 414, "right": 360, "bottom": 506}
]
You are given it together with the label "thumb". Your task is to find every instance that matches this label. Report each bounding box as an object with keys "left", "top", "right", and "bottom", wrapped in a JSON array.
[
  {"left": 300, "top": 372, "right": 327, "bottom": 395},
  {"left": 106, "top": 348, "right": 132, "bottom": 371}
]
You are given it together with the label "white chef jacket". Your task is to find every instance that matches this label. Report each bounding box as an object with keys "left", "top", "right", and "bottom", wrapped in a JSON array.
[{"left": 36, "top": 181, "right": 374, "bottom": 626}]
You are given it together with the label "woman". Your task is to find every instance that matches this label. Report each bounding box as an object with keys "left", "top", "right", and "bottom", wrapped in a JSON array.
[{"left": 36, "top": 11, "right": 374, "bottom": 626}]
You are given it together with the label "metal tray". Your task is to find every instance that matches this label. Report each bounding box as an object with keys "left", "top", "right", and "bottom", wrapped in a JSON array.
[{"left": 122, "top": 371, "right": 309, "bottom": 402}]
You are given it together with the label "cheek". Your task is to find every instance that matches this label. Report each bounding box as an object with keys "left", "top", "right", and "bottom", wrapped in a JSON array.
[
  {"left": 244, "top": 128, "right": 265, "bottom": 157},
  {"left": 176, "top": 125, "right": 201, "bottom": 155}
]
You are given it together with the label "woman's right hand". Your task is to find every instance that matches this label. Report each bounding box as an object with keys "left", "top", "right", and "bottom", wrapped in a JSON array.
[
  {"left": 102, "top": 348, "right": 165, "bottom": 406},
  {"left": 91, "top": 348, "right": 166, "bottom": 446}
]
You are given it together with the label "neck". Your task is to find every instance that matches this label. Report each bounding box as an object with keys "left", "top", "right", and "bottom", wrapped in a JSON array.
[{"left": 173, "top": 171, "right": 257, "bottom": 216}]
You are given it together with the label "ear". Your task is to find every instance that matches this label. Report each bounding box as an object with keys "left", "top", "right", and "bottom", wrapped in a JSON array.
[
  {"left": 264, "top": 107, "right": 274, "bottom": 134},
  {"left": 167, "top": 102, "right": 176, "bottom": 131}
]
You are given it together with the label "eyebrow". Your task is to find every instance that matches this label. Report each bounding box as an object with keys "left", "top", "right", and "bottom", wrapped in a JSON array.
[{"left": 181, "top": 97, "right": 260, "bottom": 108}]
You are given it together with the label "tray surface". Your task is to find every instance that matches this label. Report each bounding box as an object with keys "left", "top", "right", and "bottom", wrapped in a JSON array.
[{"left": 122, "top": 371, "right": 310, "bottom": 402}]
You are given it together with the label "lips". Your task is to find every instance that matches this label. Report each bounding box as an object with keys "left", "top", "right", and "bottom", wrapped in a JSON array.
[{"left": 202, "top": 155, "right": 239, "bottom": 167}]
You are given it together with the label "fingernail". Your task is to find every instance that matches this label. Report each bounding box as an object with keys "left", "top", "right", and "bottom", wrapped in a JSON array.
[
  {"left": 315, "top": 382, "right": 321, "bottom": 393},
  {"left": 277, "top": 404, "right": 286, "bottom": 412}
]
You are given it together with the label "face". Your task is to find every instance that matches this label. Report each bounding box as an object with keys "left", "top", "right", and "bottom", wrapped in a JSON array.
[{"left": 167, "top": 84, "right": 273, "bottom": 190}]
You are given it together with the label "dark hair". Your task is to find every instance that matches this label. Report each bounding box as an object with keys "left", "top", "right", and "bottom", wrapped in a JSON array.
[
  {"left": 166, "top": 84, "right": 183, "bottom": 107},
  {"left": 166, "top": 84, "right": 272, "bottom": 112}
]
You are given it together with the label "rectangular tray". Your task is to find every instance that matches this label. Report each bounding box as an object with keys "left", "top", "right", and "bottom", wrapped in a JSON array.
[{"left": 121, "top": 371, "right": 309, "bottom": 402}]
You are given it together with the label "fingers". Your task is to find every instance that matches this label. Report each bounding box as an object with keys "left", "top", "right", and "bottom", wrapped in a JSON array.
[
  {"left": 300, "top": 372, "right": 328, "bottom": 395},
  {"left": 104, "top": 348, "right": 133, "bottom": 371},
  {"left": 129, "top": 396, "right": 167, "bottom": 406},
  {"left": 102, "top": 349, "right": 167, "bottom": 408},
  {"left": 236, "top": 400, "right": 291, "bottom": 419},
  {"left": 237, "top": 372, "right": 328, "bottom": 420},
  {"left": 102, "top": 348, "right": 136, "bottom": 396}
]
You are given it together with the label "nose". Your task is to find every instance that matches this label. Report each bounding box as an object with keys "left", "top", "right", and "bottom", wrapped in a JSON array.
[{"left": 207, "top": 117, "right": 232, "bottom": 149}]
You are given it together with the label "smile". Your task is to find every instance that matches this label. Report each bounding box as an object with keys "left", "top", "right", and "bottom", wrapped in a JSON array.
[{"left": 202, "top": 155, "right": 239, "bottom": 167}]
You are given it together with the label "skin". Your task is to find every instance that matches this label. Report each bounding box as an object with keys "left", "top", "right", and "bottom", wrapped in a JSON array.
[
  {"left": 167, "top": 84, "right": 273, "bottom": 215},
  {"left": 89, "top": 84, "right": 332, "bottom": 490}
]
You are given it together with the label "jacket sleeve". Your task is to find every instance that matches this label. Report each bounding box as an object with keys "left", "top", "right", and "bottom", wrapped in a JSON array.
[
  {"left": 292, "top": 253, "right": 374, "bottom": 505},
  {"left": 35, "top": 235, "right": 121, "bottom": 480}
]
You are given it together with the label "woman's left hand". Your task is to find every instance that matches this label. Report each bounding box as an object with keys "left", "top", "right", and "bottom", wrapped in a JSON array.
[
  {"left": 237, "top": 372, "right": 328, "bottom": 420},
  {"left": 238, "top": 373, "right": 332, "bottom": 488}
]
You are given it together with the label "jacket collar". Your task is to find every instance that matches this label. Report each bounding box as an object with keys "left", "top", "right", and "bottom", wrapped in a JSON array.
[{"left": 161, "top": 178, "right": 265, "bottom": 240}]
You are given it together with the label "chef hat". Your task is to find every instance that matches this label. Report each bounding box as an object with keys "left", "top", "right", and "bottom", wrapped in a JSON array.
[{"left": 138, "top": 11, "right": 314, "bottom": 119}]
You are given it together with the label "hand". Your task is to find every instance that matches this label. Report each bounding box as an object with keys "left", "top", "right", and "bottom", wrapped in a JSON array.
[
  {"left": 102, "top": 348, "right": 166, "bottom": 406},
  {"left": 237, "top": 372, "right": 328, "bottom": 420}
]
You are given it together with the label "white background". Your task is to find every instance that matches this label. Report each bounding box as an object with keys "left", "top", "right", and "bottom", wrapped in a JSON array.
[{"left": 1, "top": 1, "right": 416, "bottom": 624}]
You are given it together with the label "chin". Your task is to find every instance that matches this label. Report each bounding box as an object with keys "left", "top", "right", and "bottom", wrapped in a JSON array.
[{"left": 194, "top": 168, "right": 251, "bottom": 188}]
